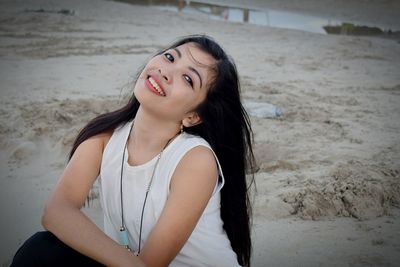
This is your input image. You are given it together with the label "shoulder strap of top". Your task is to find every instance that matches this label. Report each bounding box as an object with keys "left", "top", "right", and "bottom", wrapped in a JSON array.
[{"left": 102, "top": 120, "right": 133, "bottom": 164}]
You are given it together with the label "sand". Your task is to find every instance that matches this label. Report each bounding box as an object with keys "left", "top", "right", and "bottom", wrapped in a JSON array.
[{"left": 1, "top": 0, "right": 399, "bottom": 266}]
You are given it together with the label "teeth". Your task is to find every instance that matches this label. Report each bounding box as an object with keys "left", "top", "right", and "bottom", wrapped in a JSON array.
[{"left": 149, "top": 77, "right": 165, "bottom": 96}]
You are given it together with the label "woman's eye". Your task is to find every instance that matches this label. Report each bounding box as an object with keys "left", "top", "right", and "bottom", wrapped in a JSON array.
[
  {"left": 184, "top": 75, "right": 193, "bottom": 87},
  {"left": 164, "top": 53, "right": 174, "bottom": 62}
]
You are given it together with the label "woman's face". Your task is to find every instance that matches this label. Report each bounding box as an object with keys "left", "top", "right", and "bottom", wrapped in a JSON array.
[{"left": 134, "top": 42, "right": 216, "bottom": 123}]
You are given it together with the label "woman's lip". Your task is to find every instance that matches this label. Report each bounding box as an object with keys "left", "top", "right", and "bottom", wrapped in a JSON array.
[
  {"left": 145, "top": 78, "right": 165, "bottom": 96},
  {"left": 149, "top": 75, "right": 164, "bottom": 91}
]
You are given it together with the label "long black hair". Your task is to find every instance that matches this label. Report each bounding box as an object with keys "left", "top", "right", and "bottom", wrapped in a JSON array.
[{"left": 70, "top": 34, "right": 255, "bottom": 267}]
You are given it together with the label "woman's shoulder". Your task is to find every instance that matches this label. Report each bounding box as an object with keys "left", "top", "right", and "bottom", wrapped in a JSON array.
[
  {"left": 171, "top": 133, "right": 218, "bottom": 175},
  {"left": 86, "top": 131, "right": 113, "bottom": 152},
  {"left": 175, "top": 133, "right": 225, "bottom": 187},
  {"left": 174, "top": 133, "right": 217, "bottom": 164},
  {"left": 163, "top": 133, "right": 216, "bottom": 174}
]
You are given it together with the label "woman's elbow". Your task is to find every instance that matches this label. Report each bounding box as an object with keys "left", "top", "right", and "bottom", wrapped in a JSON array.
[
  {"left": 41, "top": 202, "right": 53, "bottom": 230},
  {"left": 41, "top": 199, "right": 65, "bottom": 230}
]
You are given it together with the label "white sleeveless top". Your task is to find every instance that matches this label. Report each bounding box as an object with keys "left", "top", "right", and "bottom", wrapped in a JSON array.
[{"left": 98, "top": 120, "right": 240, "bottom": 266}]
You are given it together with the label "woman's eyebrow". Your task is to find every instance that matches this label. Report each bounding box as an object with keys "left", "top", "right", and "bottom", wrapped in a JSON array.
[
  {"left": 173, "top": 47, "right": 182, "bottom": 58},
  {"left": 173, "top": 47, "right": 203, "bottom": 88},
  {"left": 188, "top": 66, "right": 203, "bottom": 88}
]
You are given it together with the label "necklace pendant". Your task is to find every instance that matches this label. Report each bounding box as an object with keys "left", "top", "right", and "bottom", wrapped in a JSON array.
[{"left": 119, "top": 226, "right": 130, "bottom": 250}]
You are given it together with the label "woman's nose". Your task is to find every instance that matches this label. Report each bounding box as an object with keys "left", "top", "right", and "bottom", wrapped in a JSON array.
[{"left": 158, "top": 68, "right": 172, "bottom": 83}]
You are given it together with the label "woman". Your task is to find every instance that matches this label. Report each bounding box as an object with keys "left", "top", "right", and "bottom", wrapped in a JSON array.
[{"left": 11, "top": 34, "right": 255, "bottom": 267}]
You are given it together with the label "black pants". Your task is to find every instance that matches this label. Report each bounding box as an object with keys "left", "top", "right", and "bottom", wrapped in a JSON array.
[{"left": 10, "top": 231, "right": 105, "bottom": 267}]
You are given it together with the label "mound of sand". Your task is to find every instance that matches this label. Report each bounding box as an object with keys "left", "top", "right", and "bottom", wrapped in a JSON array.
[{"left": 279, "top": 161, "right": 400, "bottom": 220}]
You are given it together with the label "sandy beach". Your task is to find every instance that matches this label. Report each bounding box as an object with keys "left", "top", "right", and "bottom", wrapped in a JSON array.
[{"left": 1, "top": 0, "right": 399, "bottom": 266}]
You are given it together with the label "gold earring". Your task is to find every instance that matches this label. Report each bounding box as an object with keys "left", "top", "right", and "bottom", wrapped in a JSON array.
[{"left": 180, "top": 124, "right": 184, "bottom": 133}]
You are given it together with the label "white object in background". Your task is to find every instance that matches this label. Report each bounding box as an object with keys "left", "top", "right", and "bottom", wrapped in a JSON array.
[{"left": 243, "top": 100, "right": 283, "bottom": 118}]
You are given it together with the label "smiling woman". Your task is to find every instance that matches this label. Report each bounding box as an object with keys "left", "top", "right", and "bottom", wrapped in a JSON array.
[{"left": 11, "top": 35, "right": 255, "bottom": 267}]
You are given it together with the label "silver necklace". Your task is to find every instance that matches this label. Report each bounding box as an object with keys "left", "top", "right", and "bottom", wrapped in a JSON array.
[{"left": 119, "top": 122, "right": 177, "bottom": 254}]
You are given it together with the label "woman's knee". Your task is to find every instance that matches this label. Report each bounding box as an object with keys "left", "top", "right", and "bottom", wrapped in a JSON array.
[
  {"left": 11, "top": 231, "right": 53, "bottom": 266},
  {"left": 11, "top": 231, "right": 104, "bottom": 267},
  {"left": 11, "top": 231, "right": 101, "bottom": 267}
]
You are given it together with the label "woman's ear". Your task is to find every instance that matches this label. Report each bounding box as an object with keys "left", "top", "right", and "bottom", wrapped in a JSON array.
[{"left": 182, "top": 112, "right": 202, "bottom": 127}]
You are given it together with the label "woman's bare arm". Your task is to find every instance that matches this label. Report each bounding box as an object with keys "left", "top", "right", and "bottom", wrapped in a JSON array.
[
  {"left": 42, "top": 134, "right": 145, "bottom": 267},
  {"left": 138, "top": 146, "right": 218, "bottom": 267}
]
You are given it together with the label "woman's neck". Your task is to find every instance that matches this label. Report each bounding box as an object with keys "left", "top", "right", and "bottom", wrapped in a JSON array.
[{"left": 129, "top": 107, "right": 181, "bottom": 155}]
